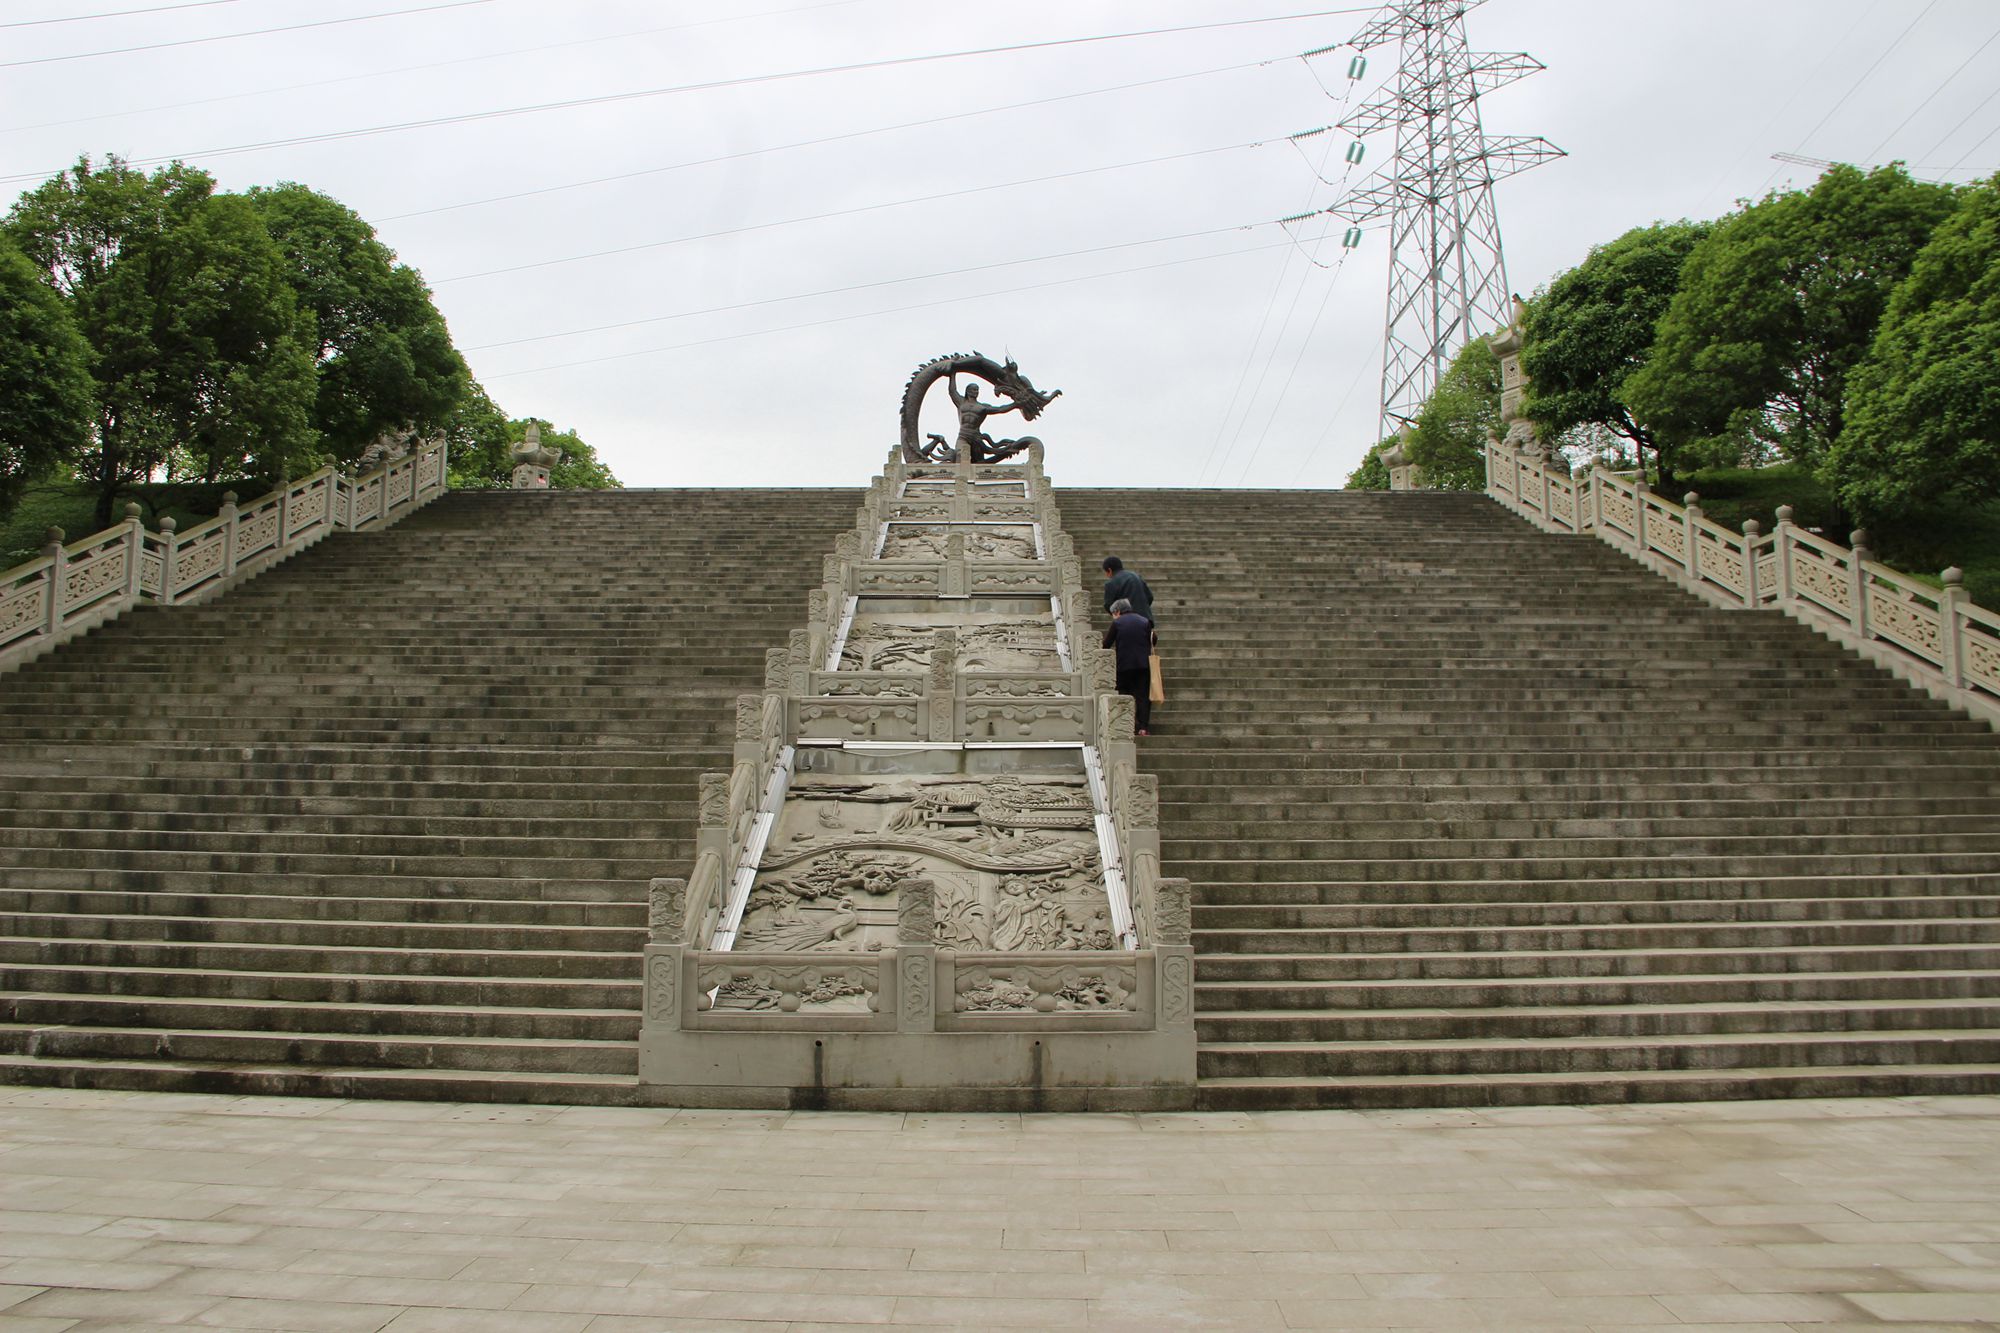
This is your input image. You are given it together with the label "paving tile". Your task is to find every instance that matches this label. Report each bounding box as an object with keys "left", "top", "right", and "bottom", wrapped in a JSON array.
[
  {"left": 6, "top": 1288, "right": 221, "bottom": 1322},
  {"left": 1845, "top": 1291, "right": 2000, "bottom": 1321}
]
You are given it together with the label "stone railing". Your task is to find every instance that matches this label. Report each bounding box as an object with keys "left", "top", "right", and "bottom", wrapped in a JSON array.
[
  {"left": 1486, "top": 440, "right": 2000, "bottom": 727},
  {"left": 640, "top": 442, "right": 1196, "bottom": 1109},
  {"left": 0, "top": 439, "right": 449, "bottom": 675}
]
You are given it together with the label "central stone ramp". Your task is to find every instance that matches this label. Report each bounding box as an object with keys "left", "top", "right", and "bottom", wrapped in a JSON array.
[
  {"left": 0, "top": 488, "right": 859, "bottom": 1102},
  {"left": 1059, "top": 488, "right": 2000, "bottom": 1109}
]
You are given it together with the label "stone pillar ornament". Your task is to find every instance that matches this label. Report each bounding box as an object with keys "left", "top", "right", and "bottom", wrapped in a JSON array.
[
  {"left": 648, "top": 877, "right": 688, "bottom": 944},
  {"left": 1488, "top": 298, "right": 1549, "bottom": 463},
  {"left": 510, "top": 421, "right": 560, "bottom": 489}
]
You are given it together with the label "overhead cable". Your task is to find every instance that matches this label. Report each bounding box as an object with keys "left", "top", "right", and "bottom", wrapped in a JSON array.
[
  {"left": 1, "top": 6, "right": 1378, "bottom": 183},
  {"left": 0, "top": 0, "right": 243, "bottom": 28},
  {"left": 0, "top": 0, "right": 496, "bottom": 69}
]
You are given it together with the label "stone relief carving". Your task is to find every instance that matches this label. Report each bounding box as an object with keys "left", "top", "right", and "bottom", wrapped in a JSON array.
[
  {"left": 953, "top": 961, "right": 1137, "bottom": 1013},
  {"left": 645, "top": 949, "right": 679, "bottom": 1020},
  {"left": 736, "top": 774, "right": 1110, "bottom": 954},
  {"left": 697, "top": 773, "right": 730, "bottom": 829},
  {"left": 837, "top": 616, "right": 1061, "bottom": 674}
]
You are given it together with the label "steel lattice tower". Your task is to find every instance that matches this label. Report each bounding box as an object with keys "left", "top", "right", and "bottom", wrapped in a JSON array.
[{"left": 1326, "top": 0, "right": 1562, "bottom": 441}]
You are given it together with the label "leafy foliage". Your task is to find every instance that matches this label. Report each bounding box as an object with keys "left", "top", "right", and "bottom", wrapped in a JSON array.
[
  {"left": 1343, "top": 436, "right": 1395, "bottom": 490},
  {"left": 248, "top": 183, "right": 468, "bottom": 461},
  {"left": 0, "top": 233, "right": 93, "bottom": 515},
  {"left": 4, "top": 156, "right": 317, "bottom": 527},
  {"left": 1829, "top": 175, "right": 2000, "bottom": 520},
  {"left": 1621, "top": 165, "right": 1956, "bottom": 475},
  {"left": 1405, "top": 337, "right": 1498, "bottom": 491},
  {"left": 1522, "top": 220, "right": 1710, "bottom": 485}
]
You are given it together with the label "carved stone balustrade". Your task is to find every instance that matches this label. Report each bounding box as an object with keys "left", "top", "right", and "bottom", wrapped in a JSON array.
[{"left": 640, "top": 442, "right": 1195, "bottom": 1109}]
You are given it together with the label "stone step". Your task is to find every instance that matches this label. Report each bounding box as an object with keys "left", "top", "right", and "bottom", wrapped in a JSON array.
[
  {"left": 1195, "top": 1029, "right": 2000, "bottom": 1078},
  {"left": 0, "top": 991, "right": 638, "bottom": 1041},
  {"left": 1195, "top": 942, "right": 2000, "bottom": 982},
  {"left": 1191, "top": 1063, "right": 2000, "bottom": 1110},
  {"left": 0, "top": 1023, "right": 638, "bottom": 1075},
  {"left": 0, "top": 1053, "right": 649, "bottom": 1106},
  {"left": 1197, "top": 893, "right": 2000, "bottom": 929},
  {"left": 1190, "top": 967, "right": 2000, "bottom": 1009}
]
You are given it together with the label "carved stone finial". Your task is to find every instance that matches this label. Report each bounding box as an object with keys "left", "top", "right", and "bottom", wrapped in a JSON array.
[
  {"left": 1684, "top": 492, "right": 1701, "bottom": 509},
  {"left": 42, "top": 526, "right": 64, "bottom": 553},
  {"left": 734, "top": 695, "right": 763, "bottom": 741},
  {"left": 1154, "top": 878, "right": 1192, "bottom": 946},
  {"left": 765, "top": 647, "right": 789, "bottom": 692},
  {"left": 1944, "top": 566, "right": 1965, "bottom": 588},
  {"left": 648, "top": 877, "right": 688, "bottom": 943},
  {"left": 897, "top": 878, "right": 937, "bottom": 945},
  {"left": 1776, "top": 505, "right": 1795, "bottom": 525},
  {"left": 1850, "top": 529, "right": 1871, "bottom": 557},
  {"left": 789, "top": 628, "right": 812, "bottom": 664},
  {"left": 124, "top": 502, "right": 143, "bottom": 522}
]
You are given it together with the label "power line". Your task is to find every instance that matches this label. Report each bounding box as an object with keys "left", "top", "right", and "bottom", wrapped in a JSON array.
[
  {"left": 0, "top": 0, "right": 495, "bottom": 69},
  {"left": 482, "top": 233, "right": 1292, "bottom": 382},
  {"left": 1862, "top": 19, "right": 2000, "bottom": 163},
  {"left": 2, "top": 0, "right": 872, "bottom": 137},
  {"left": 0, "top": 0, "right": 244, "bottom": 28},
  {"left": 1921, "top": 78, "right": 2000, "bottom": 167},
  {"left": 432, "top": 139, "right": 1269, "bottom": 285},
  {"left": 1788, "top": 0, "right": 1939, "bottom": 158},
  {"left": 376, "top": 56, "right": 1269, "bottom": 224},
  {"left": 0, "top": 7, "right": 1378, "bottom": 184},
  {"left": 464, "top": 224, "right": 1255, "bottom": 352}
]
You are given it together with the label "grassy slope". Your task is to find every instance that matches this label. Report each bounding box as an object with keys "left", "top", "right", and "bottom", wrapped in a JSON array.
[{"left": 1, "top": 478, "right": 250, "bottom": 569}]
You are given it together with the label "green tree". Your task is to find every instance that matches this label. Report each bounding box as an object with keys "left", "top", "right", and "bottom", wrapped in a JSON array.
[
  {"left": 441, "top": 380, "right": 512, "bottom": 488},
  {"left": 5, "top": 156, "right": 318, "bottom": 527},
  {"left": 1523, "top": 220, "right": 1710, "bottom": 488},
  {"left": 248, "top": 183, "right": 468, "bottom": 461},
  {"left": 0, "top": 233, "right": 94, "bottom": 518},
  {"left": 1406, "top": 337, "right": 1499, "bottom": 491},
  {"left": 1830, "top": 175, "right": 2000, "bottom": 519},
  {"left": 1344, "top": 436, "right": 1394, "bottom": 490},
  {"left": 1621, "top": 165, "right": 1956, "bottom": 479}
]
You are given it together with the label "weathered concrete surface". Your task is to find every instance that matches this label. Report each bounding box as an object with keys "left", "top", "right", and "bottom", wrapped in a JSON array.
[{"left": 0, "top": 1086, "right": 1995, "bottom": 1329}]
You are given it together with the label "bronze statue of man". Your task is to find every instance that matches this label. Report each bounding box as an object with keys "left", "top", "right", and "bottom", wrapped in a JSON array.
[{"left": 946, "top": 374, "right": 1023, "bottom": 462}]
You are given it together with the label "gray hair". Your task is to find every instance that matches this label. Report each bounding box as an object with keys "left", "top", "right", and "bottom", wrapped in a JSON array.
[{"left": 1109, "top": 598, "right": 1133, "bottom": 615}]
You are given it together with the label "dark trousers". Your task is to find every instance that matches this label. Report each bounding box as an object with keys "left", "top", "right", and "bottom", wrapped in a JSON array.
[{"left": 1116, "top": 666, "right": 1152, "bottom": 733}]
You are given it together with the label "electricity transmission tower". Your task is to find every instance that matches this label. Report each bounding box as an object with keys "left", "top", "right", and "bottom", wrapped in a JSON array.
[{"left": 1325, "top": 0, "right": 1563, "bottom": 442}]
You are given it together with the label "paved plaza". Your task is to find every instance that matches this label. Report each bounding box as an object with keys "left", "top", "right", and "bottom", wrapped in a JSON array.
[{"left": 0, "top": 1089, "right": 1995, "bottom": 1330}]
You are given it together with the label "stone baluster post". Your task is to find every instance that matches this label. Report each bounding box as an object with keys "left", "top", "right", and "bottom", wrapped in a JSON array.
[
  {"left": 1588, "top": 465, "right": 1605, "bottom": 533},
  {"left": 1849, "top": 529, "right": 1873, "bottom": 641},
  {"left": 1742, "top": 520, "right": 1762, "bottom": 604},
  {"left": 896, "top": 879, "right": 937, "bottom": 1033},
  {"left": 788, "top": 628, "right": 813, "bottom": 695},
  {"left": 122, "top": 504, "right": 145, "bottom": 602},
  {"left": 645, "top": 877, "right": 687, "bottom": 1028},
  {"left": 1630, "top": 480, "right": 1647, "bottom": 556},
  {"left": 40, "top": 528, "right": 64, "bottom": 637},
  {"left": 927, "top": 629, "right": 957, "bottom": 742},
  {"left": 1152, "top": 877, "right": 1195, "bottom": 1038},
  {"left": 157, "top": 517, "right": 179, "bottom": 604},
  {"left": 219, "top": 491, "right": 239, "bottom": 580},
  {"left": 1940, "top": 567, "right": 1967, "bottom": 689},
  {"left": 1773, "top": 506, "right": 1796, "bottom": 608},
  {"left": 942, "top": 531, "right": 967, "bottom": 598},
  {"left": 1682, "top": 493, "right": 1702, "bottom": 582}
]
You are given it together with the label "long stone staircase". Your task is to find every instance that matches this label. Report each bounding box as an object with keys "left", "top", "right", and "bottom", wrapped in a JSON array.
[
  {"left": 1059, "top": 489, "right": 2000, "bottom": 1109},
  {"left": 6, "top": 484, "right": 2000, "bottom": 1109},
  {"left": 0, "top": 488, "right": 857, "bottom": 1102}
]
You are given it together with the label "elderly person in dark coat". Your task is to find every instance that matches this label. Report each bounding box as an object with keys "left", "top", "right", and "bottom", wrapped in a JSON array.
[{"left": 1102, "top": 598, "right": 1155, "bottom": 736}]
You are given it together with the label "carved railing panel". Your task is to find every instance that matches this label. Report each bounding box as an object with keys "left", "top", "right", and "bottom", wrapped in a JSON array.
[{"left": 1484, "top": 440, "right": 2000, "bottom": 723}]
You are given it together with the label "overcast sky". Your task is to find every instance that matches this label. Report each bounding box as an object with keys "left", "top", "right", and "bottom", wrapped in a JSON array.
[{"left": 4, "top": 0, "right": 1996, "bottom": 490}]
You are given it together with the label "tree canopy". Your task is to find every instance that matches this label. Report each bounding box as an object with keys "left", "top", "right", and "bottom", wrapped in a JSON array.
[
  {"left": 248, "top": 183, "right": 468, "bottom": 460},
  {"left": 0, "top": 157, "right": 617, "bottom": 536},
  {"left": 1621, "top": 165, "right": 1956, "bottom": 476},
  {"left": 1829, "top": 175, "right": 2000, "bottom": 520},
  {"left": 0, "top": 233, "right": 94, "bottom": 516},
  {"left": 1522, "top": 219, "right": 1709, "bottom": 486},
  {"left": 1405, "top": 337, "right": 1498, "bottom": 491},
  {"left": 5, "top": 156, "right": 317, "bottom": 527}
]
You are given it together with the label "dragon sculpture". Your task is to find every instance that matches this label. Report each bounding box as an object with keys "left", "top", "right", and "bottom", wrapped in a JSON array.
[{"left": 900, "top": 352, "right": 1061, "bottom": 463}]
